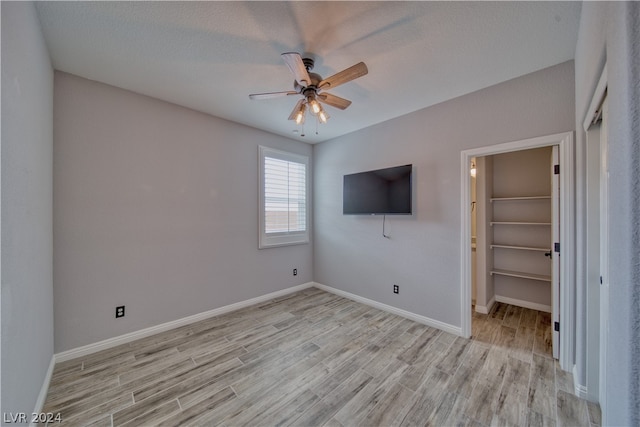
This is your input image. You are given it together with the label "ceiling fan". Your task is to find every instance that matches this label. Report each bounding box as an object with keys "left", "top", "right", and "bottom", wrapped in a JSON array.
[{"left": 249, "top": 52, "right": 368, "bottom": 128}]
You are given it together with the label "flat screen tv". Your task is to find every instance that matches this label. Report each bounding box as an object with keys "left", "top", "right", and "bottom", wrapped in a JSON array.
[{"left": 343, "top": 164, "right": 412, "bottom": 215}]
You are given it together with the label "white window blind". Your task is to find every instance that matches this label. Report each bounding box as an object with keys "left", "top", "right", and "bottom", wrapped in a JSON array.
[
  {"left": 259, "top": 146, "right": 309, "bottom": 248},
  {"left": 264, "top": 157, "right": 306, "bottom": 233}
]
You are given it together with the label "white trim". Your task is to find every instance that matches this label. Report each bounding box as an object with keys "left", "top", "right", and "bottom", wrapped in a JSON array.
[
  {"left": 573, "top": 364, "right": 589, "bottom": 399},
  {"left": 460, "top": 131, "right": 575, "bottom": 371},
  {"left": 582, "top": 65, "right": 608, "bottom": 132},
  {"left": 560, "top": 135, "right": 576, "bottom": 372},
  {"left": 258, "top": 145, "right": 311, "bottom": 249},
  {"left": 56, "top": 282, "right": 315, "bottom": 362},
  {"left": 578, "top": 61, "right": 609, "bottom": 412},
  {"left": 54, "top": 279, "right": 461, "bottom": 364},
  {"left": 30, "top": 356, "right": 56, "bottom": 426},
  {"left": 474, "top": 296, "right": 495, "bottom": 315},
  {"left": 460, "top": 147, "right": 473, "bottom": 338},
  {"left": 552, "top": 145, "right": 561, "bottom": 360},
  {"left": 313, "top": 282, "right": 462, "bottom": 337},
  {"left": 495, "top": 295, "right": 551, "bottom": 313}
]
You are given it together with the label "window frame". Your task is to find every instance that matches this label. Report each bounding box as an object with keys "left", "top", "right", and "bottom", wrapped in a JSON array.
[{"left": 258, "top": 146, "right": 310, "bottom": 249}]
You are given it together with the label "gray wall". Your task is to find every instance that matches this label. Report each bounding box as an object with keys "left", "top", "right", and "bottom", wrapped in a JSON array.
[
  {"left": 574, "top": 2, "right": 640, "bottom": 425},
  {"left": 53, "top": 72, "right": 313, "bottom": 352},
  {"left": 1, "top": 1, "right": 55, "bottom": 419},
  {"left": 313, "top": 61, "right": 575, "bottom": 328}
]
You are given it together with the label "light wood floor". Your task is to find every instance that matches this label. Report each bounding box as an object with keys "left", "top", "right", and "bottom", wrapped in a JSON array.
[{"left": 44, "top": 288, "right": 601, "bottom": 426}]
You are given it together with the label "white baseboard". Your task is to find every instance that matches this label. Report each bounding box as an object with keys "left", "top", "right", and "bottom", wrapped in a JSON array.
[
  {"left": 475, "top": 296, "right": 496, "bottom": 314},
  {"left": 495, "top": 295, "right": 551, "bottom": 313},
  {"left": 56, "top": 282, "right": 315, "bottom": 362},
  {"left": 573, "top": 364, "right": 589, "bottom": 399},
  {"left": 313, "top": 282, "right": 462, "bottom": 337},
  {"left": 30, "top": 355, "right": 56, "bottom": 426},
  {"left": 54, "top": 280, "right": 461, "bottom": 370}
]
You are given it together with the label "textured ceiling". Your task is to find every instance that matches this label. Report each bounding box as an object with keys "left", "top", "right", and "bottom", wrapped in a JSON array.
[{"left": 35, "top": 1, "right": 582, "bottom": 144}]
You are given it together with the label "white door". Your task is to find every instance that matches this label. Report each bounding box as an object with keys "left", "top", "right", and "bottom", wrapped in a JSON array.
[
  {"left": 551, "top": 145, "right": 560, "bottom": 359},
  {"left": 599, "top": 96, "right": 609, "bottom": 409}
]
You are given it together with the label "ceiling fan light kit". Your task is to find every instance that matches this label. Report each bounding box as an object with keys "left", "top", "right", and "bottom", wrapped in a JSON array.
[
  {"left": 249, "top": 52, "right": 368, "bottom": 136},
  {"left": 294, "top": 101, "right": 306, "bottom": 125}
]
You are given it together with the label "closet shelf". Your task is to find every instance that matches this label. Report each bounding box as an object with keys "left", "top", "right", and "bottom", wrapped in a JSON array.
[
  {"left": 490, "top": 221, "right": 551, "bottom": 226},
  {"left": 490, "top": 269, "right": 551, "bottom": 282},
  {"left": 490, "top": 196, "right": 551, "bottom": 202},
  {"left": 490, "top": 244, "right": 550, "bottom": 252}
]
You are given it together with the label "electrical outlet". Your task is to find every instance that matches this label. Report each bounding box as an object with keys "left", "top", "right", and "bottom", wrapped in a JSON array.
[
  {"left": 293, "top": 268, "right": 298, "bottom": 276},
  {"left": 393, "top": 285, "right": 399, "bottom": 294},
  {"left": 115, "top": 305, "right": 125, "bottom": 318}
]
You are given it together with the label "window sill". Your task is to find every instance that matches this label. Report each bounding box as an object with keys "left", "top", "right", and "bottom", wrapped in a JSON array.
[{"left": 259, "top": 234, "right": 309, "bottom": 249}]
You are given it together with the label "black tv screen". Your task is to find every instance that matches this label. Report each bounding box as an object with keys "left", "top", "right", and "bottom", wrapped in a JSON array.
[{"left": 343, "top": 164, "right": 412, "bottom": 215}]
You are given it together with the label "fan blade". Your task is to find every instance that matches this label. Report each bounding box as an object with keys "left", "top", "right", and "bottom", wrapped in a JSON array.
[
  {"left": 249, "top": 91, "right": 297, "bottom": 100},
  {"left": 318, "top": 62, "right": 368, "bottom": 90},
  {"left": 317, "top": 93, "right": 352, "bottom": 110},
  {"left": 288, "top": 99, "right": 305, "bottom": 120},
  {"left": 281, "top": 52, "right": 312, "bottom": 87}
]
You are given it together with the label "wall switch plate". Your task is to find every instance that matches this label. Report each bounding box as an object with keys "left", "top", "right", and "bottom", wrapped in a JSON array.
[
  {"left": 115, "top": 305, "right": 125, "bottom": 318},
  {"left": 393, "top": 285, "right": 399, "bottom": 294},
  {"left": 293, "top": 268, "right": 298, "bottom": 276}
]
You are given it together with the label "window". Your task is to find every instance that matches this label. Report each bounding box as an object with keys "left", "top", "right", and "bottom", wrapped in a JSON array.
[{"left": 259, "top": 146, "right": 310, "bottom": 248}]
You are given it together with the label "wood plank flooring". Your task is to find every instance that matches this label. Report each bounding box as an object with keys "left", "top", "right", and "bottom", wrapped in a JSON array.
[{"left": 43, "top": 289, "right": 601, "bottom": 426}]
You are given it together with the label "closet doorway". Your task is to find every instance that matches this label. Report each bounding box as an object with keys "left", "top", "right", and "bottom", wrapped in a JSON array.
[
  {"left": 460, "top": 132, "right": 574, "bottom": 370},
  {"left": 470, "top": 147, "right": 558, "bottom": 359}
]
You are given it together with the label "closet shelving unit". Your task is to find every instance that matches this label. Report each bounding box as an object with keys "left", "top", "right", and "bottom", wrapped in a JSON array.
[
  {"left": 490, "top": 222, "right": 551, "bottom": 226},
  {"left": 489, "top": 195, "right": 552, "bottom": 283},
  {"left": 490, "top": 268, "right": 551, "bottom": 282}
]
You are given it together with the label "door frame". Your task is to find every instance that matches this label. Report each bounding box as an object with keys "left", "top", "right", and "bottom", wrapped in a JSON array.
[
  {"left": 581, "top": 63, "right": 608, "bottom": 407},
  {"left": 598, "top": 95, "right": 609, "bottom": 412},
  {"left": 551, "top": 145, "right": 560, "bottom": 359},
  {"left": 460, "top": 131, "right": 575, "bottom": 371}
]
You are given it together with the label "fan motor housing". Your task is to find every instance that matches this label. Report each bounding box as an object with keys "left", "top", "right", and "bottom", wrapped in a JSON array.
[{"left": 294, "top": 72, "right": 322, "bottom": 93}]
